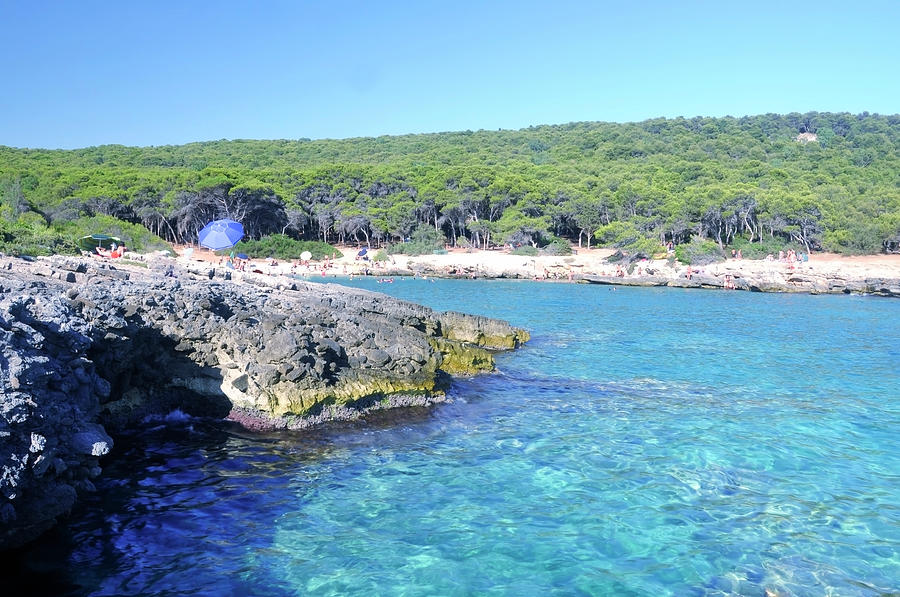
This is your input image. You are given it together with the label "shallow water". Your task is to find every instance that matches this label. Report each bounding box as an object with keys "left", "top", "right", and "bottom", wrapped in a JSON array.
[{"left": 11, "top": 280, "right": 900, "bottom": 596}]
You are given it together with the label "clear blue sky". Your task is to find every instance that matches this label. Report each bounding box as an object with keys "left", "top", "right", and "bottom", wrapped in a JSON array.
[{"left": 1, "top": 0, "right": 897, "bottom": 149}]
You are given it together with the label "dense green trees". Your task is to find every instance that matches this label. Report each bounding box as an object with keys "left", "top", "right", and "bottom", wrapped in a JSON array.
[{"left": 1, "top": 111, "right": 899, "bottom": 257}]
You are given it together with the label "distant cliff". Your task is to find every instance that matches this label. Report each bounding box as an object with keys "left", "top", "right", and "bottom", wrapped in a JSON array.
[{"left": 0, "top": 256, "right": 528, "bottom": 550}]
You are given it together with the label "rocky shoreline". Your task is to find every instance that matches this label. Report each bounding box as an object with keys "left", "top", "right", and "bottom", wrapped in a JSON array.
[
  {"left": 581, "top": 258, "right": 900, "bottom": 297},
  {"left": 246, "top": 245, "right": 900, "bottom": 298},
  {"left": 324, "top": 251, "right": 900, "bottom": 297},
  {"left": 0, "top": 255, "right": 528, "bottom": 550}
]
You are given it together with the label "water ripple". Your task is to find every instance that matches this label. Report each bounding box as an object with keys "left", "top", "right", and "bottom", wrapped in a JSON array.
[{"left": 7, "top": 281, "right": 900, "bottom": 596}]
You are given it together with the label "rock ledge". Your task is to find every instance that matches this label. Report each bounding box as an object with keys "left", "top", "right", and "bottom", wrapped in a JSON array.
[{"left": 0, "top": 255, "right": 528, "bottom": 549}]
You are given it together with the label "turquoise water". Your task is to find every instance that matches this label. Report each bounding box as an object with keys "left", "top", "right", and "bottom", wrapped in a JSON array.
[{"left": 12, "top": 280, "right": 900, "bottom": 595}]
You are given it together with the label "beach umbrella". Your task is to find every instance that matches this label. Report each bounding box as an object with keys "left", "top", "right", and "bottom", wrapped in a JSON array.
[
  {"left": 78, "top": 234, "right": 121, "bottom": 251},
  {"left": 236, "top": 253, "right": 249, "bottom": 260},
  {"left": 198, "top": 219, "right": 244, "bottom": 251},
  {"left": 357, "top": 248, "right": 367, "bottom": 256},
  {"left": 300, "top": 250, "right": 312, "bottom": 260}
]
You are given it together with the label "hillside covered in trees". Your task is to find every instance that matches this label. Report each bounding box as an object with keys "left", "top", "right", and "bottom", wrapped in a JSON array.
[{"left": 1, "top": 111, "right": 899, "bottom": 258}]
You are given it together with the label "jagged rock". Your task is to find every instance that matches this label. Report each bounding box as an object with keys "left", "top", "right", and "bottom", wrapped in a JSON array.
[
  {"left": 439, "top": 311, "right": 530, "bottom": 349},
  {"left": 0, "top": 255, "right": 528, "bottom": 550},
  {"left": 0, "top": 286, "right": 107, "bottom": 550}
]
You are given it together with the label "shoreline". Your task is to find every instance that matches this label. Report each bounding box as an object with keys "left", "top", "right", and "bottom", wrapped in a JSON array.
[
  {"left": 172, "top": 244, "right": 900, "bottom": 297},
  {"left": 0, "top": 253, "right": 528, "bottom": 550}
]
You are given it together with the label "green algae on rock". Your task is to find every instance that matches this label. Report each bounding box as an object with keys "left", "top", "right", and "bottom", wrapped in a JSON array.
[{"left": 438, "top": 311, "right": 531, "bottom": 349}]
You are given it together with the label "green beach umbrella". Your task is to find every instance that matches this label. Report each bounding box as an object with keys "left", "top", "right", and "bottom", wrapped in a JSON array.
[{"left": 78, "top": 234, "right": 121, "bottom": 251}]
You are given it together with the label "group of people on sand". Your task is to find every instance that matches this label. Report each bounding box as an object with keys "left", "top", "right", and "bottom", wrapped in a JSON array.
[
  {"left": 219, "top": 253, "right": 248, "bottom": 272},
  {"left": 95, "top": 242, "right": 126, "bottom": 258},
  {"left": 291, "top": 254, "right": 342, "bottom": 277},
  {"left": 532, "top": 267, "right": 575, "bottom": 282},
  {"left": 764, "top": 248, "right": 809, "bottom": 270},
  {"left": 598, "top": 260, "right": 653, "bottom": 279}
]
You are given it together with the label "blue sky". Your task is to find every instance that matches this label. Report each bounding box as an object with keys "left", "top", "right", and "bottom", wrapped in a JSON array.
[{"left": 1, "top": 0, "right": 897, "bottom": 149}]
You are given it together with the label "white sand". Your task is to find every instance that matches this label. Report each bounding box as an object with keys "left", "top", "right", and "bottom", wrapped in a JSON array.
[{"left": 174, "top": 244, "right": 900, "bottom": 283}]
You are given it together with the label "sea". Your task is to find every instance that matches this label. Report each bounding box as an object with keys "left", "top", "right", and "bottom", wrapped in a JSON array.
[{"left": 9, "top": 279, "right": 900, "bottom": 596}]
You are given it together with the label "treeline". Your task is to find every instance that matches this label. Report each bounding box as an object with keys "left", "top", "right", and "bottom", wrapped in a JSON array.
[{"left": 1, "top": 111, "right": 899, "bottom": 256}]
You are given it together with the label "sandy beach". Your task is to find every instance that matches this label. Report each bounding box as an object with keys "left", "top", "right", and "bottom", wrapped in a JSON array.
[{"left": 173, "top": 244, "right": 900, "bottom": 286}]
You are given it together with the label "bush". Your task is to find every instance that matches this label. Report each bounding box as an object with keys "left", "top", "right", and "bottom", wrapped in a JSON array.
[
  {"left": 52, "top": 214, "right": 171, "bottom": 253},
  {"left": 606, "top": 249, "right": 652, "bottom": 264},
  {"left": 386, "top": 225, "right": 445, "bottom": 256},
  {"left": 542, "top": 237, "right": 572, "bottom": 256},
  {"left": 228, "top": 235, "right": 341, "bottom": 260},
  {"left": 728, "top": 237, "right": 790, "bottom": 260},
  {"left": 0, "top": 225, "right": 77, "bottom": 256},
  {"left": 1, "top": 212, "right": 87, "bottom": 256},
  {"left": 674, "top": 237, "right": 725, "bottom": 265},
  {"left": 511, "top": 245, "right": 538, "bottom": 256},
  {"left": 594, "top": 221, "right": 661, "bottom": 255},
  {"left": 606, "top": 250, "right": 626, "bottom": 263},
  {"left": 373, "top": 250, "right": 389, "bottom": 262},
  {"left": 821, "top": 226, "right": 881, "bottom": 255}
]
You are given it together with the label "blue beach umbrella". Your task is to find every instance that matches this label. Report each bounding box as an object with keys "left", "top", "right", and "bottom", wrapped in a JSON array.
[{"left": 198, "top": 219, "right": 244, "bottom": 251}]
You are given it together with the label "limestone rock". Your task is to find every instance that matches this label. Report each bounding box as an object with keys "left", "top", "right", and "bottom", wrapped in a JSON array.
[{"left": 0, "top": 255, "right": 528, "bottom": 550}]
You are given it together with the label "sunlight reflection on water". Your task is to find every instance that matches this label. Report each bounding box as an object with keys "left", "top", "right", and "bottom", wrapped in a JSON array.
[{"left": 9, "top": 280, "right": 900, "bottom": 596}]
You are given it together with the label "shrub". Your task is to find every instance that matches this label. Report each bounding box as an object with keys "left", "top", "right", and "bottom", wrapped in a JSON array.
[
  {"left": 0, "top": 228, "right": 77, "bottom": 257},
  {"left": 821, "top": 226, "right": 882, "bottom": 255},
  {"left": 52, "top": 214, "right": 171, "bottom": 253},
  {"left": 594, "top": 221, "right": 661, "bottom": 255},
  {"left": 228, "top": 235, "right": 341, "bottom": 260},
  {"left": 729, "top": 237, "right": 805, "bottom": 260},
  {"left": 386, "top": 225, "right": 445, "bottom": 256},
  {"left": 511, "top": 245, "right": 538, "bottom": 256},
  {"left": 1, "top": 213, "right": 81, "bottom": 256},
  {"left": 542, "top": 237, "right": 572, "bottom": 256},
  {"left": 674, "top": 237, "right": 725, "bottom": 265}
]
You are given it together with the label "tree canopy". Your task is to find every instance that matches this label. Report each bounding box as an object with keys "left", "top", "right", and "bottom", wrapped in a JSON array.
[{"left": 2, "top": 111, "right": 899, "bottom": 256}]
